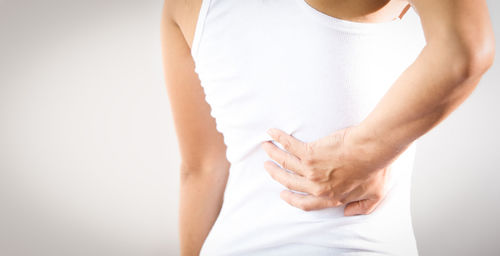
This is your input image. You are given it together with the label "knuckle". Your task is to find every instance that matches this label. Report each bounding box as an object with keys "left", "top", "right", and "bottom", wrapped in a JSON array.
[
  {"left": 277, "top": 133, "right": 284, "bottom": 142},
  {"left": 358, "top": 202, "right": 371, "bottom": 215},
  {"left": 282, "top": 179, "right": 292, "bottom": 189},
  {"left": 339, "top": 197, "right": 348, "bottom": 205},
  {"left": 373, "top": 190, "right": 384, "bottom": 200},
  {"left": 300, "top": 204, "right": 312, "bottom": 211},
  {"left": 282, "top": 139, "right": 291, "bottom": 151},
  {"left": 304, "top": 143, "right": 315, "bottom": 158},
  {"left": 302, "top": 154, "right": 315, "bottom": 167},
  {"left": 304, "top": 165, "right": 321, "bottom": 179},
  {"left": 284, "top": 155, "right": 295, "bottom": 170},
  {"left": 306, "top": 171, "right": 322, "bottom": 182},
  {"left": 312, "top": 185, "right": 324, "bottom": 197},
  {"left": 302, "top": 144, "right": 315, "bottom": 165},
  {"left": 334, "top": 131, "right": 344, "bottom": 144},
  {"left": 361, "top": 209, "right": 371, "bottom": 215},
  {"left": 304, "top": 171, "right": 315, "bottom": 181},
  {"left": 280, "top": 158, "right": 288, "bottom": 169},
  {"left": 326, "top": 199, "right": 339, "bottom": 207}
]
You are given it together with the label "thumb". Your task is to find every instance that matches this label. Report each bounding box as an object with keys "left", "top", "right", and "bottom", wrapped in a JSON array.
[{"left": 344, "top": 198, "right": 381, "bottom": 217}]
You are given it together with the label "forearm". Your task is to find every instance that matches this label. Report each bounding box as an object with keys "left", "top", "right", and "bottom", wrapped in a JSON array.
[
  {"left": 179, "top": 164, "right": 229, "bottom": 256},
  {"left": 350, "top": 41, "right": 494, "bottom": 168}
]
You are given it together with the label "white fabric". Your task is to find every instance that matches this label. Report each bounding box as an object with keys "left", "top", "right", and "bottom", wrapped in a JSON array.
[{"left": 191, "top": 0, "right": 427, "bottom": 255}]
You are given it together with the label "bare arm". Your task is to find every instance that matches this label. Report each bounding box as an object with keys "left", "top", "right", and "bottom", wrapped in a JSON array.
[
  {"left": 160, "top": 2, "right": 230, "bottom": 255},
  {"left": 350, "top": 0, "right": 496, "bottom": 167}
]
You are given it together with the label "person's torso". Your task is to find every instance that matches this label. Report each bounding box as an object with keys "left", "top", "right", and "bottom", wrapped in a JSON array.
[{"left": 186, "top": 0, "right": 427, "bottom": 255}]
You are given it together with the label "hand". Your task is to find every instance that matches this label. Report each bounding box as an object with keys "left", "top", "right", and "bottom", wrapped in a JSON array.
[{"left": 261, "top": 126, "right": 395, "bottom": 216}]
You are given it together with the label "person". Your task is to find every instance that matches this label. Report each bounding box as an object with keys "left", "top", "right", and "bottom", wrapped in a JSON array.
[{"left": 160, "top": 0, "right": 495, "bottom": 255}]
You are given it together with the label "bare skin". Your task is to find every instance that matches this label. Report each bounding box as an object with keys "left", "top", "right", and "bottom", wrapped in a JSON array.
[
  {"left": 304, "top": 0, "right": 411, "bottom": 22},
  {"left": 160, "top": 0, "right": 495, "bottom": 255}
]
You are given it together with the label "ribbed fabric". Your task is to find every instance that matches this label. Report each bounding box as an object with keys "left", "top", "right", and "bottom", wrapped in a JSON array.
[{"left": 191, "top": 0, "right": 427, "bottom": 255}]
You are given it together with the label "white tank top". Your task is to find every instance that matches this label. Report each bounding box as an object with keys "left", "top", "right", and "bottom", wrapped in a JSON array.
[{"left": 191, "top": 0, "right": 426, "bottom": 255}]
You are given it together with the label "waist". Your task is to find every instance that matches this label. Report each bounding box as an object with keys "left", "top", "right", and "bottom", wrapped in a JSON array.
[
  {"left": 221, "top": 142, "right": 417, "bottom": 219},
  {"left": 202, "top": 148, "right": 417, "bottom": 255}
]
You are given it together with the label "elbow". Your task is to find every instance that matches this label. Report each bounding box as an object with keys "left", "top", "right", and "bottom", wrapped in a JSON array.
[
  {"left": 455, "top": 35, "right": 496, "bottom": 81},
  {"left": 179, "top": 159, "right": 230, "bottom": 181}
]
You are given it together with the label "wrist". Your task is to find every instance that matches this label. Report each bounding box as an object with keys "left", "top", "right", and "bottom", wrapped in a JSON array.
[{"left": 344, "top": 123, "right": 407, "bottom": 170}]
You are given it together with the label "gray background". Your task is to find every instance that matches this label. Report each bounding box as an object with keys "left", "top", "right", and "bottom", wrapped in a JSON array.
[{"left": 0, "top": 0, "right": 498, "bottom": 255}]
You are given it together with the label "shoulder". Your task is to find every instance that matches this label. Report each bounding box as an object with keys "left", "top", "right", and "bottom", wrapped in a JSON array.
[
  {"left": 163, "top": 0, "right": 201, "bottom": 26},
  {"left": 163, "top": 0, "right": 203, "bottom": 48}
]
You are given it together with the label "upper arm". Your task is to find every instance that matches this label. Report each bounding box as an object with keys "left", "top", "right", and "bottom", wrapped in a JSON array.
[
  {"left": 160, "top": 2, "right": 230, "bottom": 172},
  {"left": 408, "top": 0, "right": 495, "bottom": 74}
]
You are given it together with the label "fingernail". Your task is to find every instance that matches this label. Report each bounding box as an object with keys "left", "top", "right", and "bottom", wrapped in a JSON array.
[{"left": 267, "top": 128, "right": 276, "bottom": 136}]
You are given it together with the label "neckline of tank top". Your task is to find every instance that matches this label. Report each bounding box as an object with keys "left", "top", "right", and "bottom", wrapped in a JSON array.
[{"left": 295, "top": 0, "right": 412, "bottom": 34}]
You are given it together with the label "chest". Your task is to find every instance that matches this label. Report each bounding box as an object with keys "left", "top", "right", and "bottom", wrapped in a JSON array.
[{"left": 177, "top": 0, "right": 410, "bottom": 50}]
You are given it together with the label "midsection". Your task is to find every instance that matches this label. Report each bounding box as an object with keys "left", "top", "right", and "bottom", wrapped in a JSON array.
[{"left": 202, "top": 145, "right": 417, "bottom": 253}]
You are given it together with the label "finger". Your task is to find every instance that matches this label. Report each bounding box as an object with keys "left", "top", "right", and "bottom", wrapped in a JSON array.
[
  {"left": 335, "top": 184, "right": 367, "bottom": 205},
  {"left": 338, "top": 167, "right": 389, "bottom": 205},
  {"left": 343, "top": 198, "right": 383, "bottom": 216},
  {"left": 264, "top": 160, "right": 312, "bottom": 194},
  {"left": 261, "top": 140, "right": 305, "bottom": 176},
  {"left": 280, "top": 190, "right": 342, "bottom": 211},
  {"left": 266, "top": 128, "right": 309, "bottom": 160}
]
